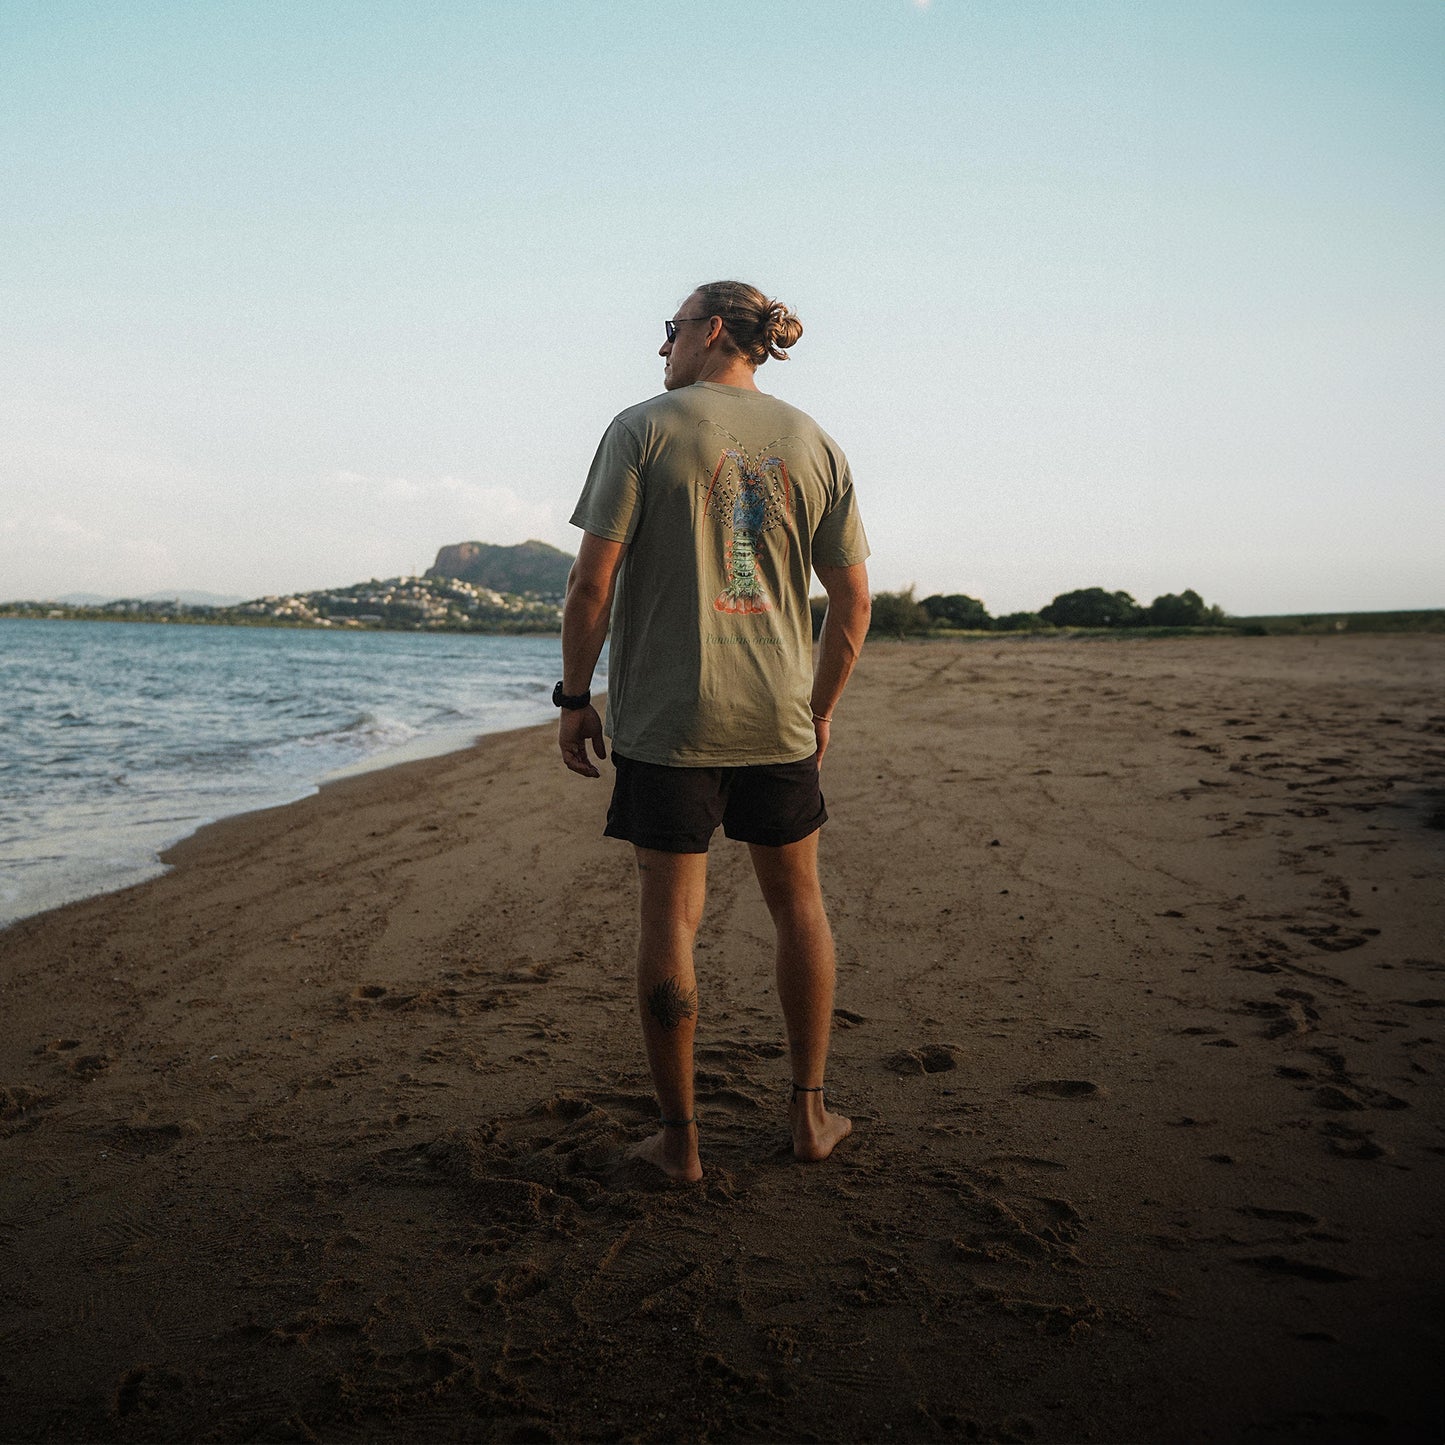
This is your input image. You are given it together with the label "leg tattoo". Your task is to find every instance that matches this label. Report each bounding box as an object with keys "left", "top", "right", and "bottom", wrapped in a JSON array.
[{"left": 646, "top": 977, "right": 698, "bottom": 1031}]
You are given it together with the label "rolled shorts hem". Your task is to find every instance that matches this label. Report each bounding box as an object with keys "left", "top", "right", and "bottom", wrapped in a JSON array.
[
  {"left": 601, "top": 816, "right": 828, "bottom": 853},
  {"left": 603, "top": 751, "right": 827, "bottom": 854}
]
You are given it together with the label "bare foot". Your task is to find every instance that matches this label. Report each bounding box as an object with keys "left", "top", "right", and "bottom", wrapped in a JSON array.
[
  {"left": 790, "top": 1096, "right": 853, "bottom": 1162},
  {"left": 627, "top": 1126, "right": 703, "bottom": 1183}
]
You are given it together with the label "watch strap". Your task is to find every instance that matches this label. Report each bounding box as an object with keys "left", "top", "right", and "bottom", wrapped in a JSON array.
[{"left": 553, "top": 681, "right": 591, "bottom": 710}]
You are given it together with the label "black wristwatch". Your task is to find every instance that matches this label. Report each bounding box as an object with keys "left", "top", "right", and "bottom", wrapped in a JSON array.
[{"left": 553, "top": 681, "right": 591, "bottom": 710}]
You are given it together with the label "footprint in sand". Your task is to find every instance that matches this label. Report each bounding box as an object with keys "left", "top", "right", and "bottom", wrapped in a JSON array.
[
  {"left": 1317, "top": 1082, "right": 1408, "bottom": 1113},
  {"left": 571, "top": 1221, "right": 701, "bottom": 1324},
  {"left": 1314, "top": 1086, "right": 1368, "bottom": 1112},
  {"left": 696, "top": 1037, "right": 786, "bottom": 1064},
  {"left": 1020, "top": 1079, "right": 1107, "bottom": 1100},
  {"left": 885, "top": 1043, "right": 959, "bottom": 1075},
  {"left": 467, "top": 1262, "right": 549, "bottom": 1307},
  {"left": 1243, "top": 989, "right": 1320, "bottom": 1040},
  {"left": 107, "top": 1120, "right": 200, "bottom": 1154},
  {"left": 503, "top": 960, "right": 554, "bottom": 984},
  {"left": 0, "top": 1085, "right": 53, "bottom": 1137},
  {"left": 1298, "top": 1048, "right": 1409, "bottom": 1112},
  {"left": 1237, "top": 1206, "right": 1320, "bottom": 1226},
  {"left": 1320, "top": 1121, "right": 1389, "bottom": 1159},
  {"left": 113, "top": 1366, "right": 187, "bottom": 1419},
  {"left": 1286, "top": 924, "right": 1374, "bottom": 953},
  {"left": 37, "top": 1037, "right": 109, "bottom": 1078},
  {"left": 693, "top": 1068, "right": 769, "bottom": 1112}
]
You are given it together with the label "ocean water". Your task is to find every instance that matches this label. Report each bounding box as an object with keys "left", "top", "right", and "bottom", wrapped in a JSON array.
[{"left": 0, "top": 619, "right": 601, "bottom": 930}]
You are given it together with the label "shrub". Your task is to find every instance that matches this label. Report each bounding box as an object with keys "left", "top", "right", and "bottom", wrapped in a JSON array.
[
  {"left": 1039, "top": 588, "right": 1143, "bottom": 628},
  {"left": 921, "top": 593, "right": 992, "bottom": 629},
  {"left": 869, "top": 586, "right": 931, "bottom": 640},
  {"left": 1145, "top": 589, "right": 1219, "bottom": 627}
]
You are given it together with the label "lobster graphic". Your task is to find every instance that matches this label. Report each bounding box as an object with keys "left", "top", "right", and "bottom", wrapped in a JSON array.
[{"left": 701, "top": 434, "right": 796, "bottom": 615}]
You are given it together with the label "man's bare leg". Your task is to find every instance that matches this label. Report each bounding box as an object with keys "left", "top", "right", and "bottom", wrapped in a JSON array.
[
  {"left": 626, "top": 846, "right": 706, "bottom": 1183},
  {"left": 749, "top": 834, "right": 853, "bottom": 1161}
]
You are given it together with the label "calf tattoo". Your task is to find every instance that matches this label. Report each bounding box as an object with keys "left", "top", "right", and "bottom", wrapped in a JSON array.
[{"left": 646, "top": 978, "right": 698, "bottom": 1030}]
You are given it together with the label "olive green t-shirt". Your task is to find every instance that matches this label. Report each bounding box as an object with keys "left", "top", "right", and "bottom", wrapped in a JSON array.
[{"left": 570, "top": 381, "right": 869, "bottom": 767}]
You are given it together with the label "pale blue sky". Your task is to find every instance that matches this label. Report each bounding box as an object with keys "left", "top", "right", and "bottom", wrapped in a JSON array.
[{"left": 2, "top": 0, "right": 1440, "bottom": 614}]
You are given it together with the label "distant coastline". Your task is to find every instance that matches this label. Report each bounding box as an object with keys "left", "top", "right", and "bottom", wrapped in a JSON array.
[
  {"left": 0, "top": 572, "right": 562, "bottom": 634},
  {"left": 0, "top": 607, "right": 560, "bottom": 635},
  {"left": 5, "top": 533, "right": 1442, "bottom": 644},
  {"left": 9, "top": 537, "right": 1440, "bottom": 638},
  {"left": 0, "top": 540, "right": 572, "bottom": 636},
  {"left": 3, "top": 598, "right": 1442, "bottom": 638}
]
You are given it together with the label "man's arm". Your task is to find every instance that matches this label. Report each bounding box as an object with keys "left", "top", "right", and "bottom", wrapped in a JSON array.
[
  {"left": 810, "top": 561, "right": 871, "bottom": 768},
  {"left": 559, "top": 532, "right": 627, "bottom": 777}
]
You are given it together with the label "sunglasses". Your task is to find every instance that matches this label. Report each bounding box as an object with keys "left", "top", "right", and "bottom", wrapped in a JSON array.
[{"left": 664, "top": 316, "right": 711, "bottom": 343}]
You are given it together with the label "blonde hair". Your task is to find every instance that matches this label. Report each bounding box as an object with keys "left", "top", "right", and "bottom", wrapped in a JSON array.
[{"left": 692, "top": 280, "right": 803, "bottom": 367}]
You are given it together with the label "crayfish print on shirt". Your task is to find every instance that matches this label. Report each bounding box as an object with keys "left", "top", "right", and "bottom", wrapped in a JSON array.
[{"left": 700, "top": 428, "right": 797, "bottom": 615}]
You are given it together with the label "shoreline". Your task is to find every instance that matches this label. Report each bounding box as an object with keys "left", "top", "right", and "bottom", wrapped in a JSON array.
[
  {"left": 0, "top": 620, "right": 576, "bottom": 933},
  {"left": 1, "top": 635, "right": 1441, "bottom": 1442},
  {"left": 0, "top": 711, "right": 565, "bottom": 937},
  {"left": 0, "top": 713, "right": 558, "bottom": 936}
]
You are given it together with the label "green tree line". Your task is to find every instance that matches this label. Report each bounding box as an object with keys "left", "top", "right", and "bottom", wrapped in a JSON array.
[{"left": 845, "top": 585, "right": 1227, "bottom": 640}]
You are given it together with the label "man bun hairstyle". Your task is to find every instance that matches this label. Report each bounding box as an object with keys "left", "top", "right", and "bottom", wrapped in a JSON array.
[{"left": 693, "top": 280, "right": 803, "bottom": 366}]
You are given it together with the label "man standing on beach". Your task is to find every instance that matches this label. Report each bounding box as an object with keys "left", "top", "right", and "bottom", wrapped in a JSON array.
[{"left": 556, "top": 281, "right": 872, "bottom": 1182}]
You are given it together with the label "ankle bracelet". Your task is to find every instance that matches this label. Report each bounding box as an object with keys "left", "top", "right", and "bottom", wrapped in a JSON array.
[
  {"left": 790, "top": 1083, "right": 824, "bottom": 1098},
  {"left": 659, "top": 1114, "right": 697, "bottom": 1128}
]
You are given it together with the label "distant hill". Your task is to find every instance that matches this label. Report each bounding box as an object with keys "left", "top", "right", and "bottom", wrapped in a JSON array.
[{"left": 427, "top": 539, "right": 573, "bottom": 596}]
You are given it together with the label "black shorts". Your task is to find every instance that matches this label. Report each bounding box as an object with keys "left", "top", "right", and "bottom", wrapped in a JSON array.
[{"left": 604, "top": 752, "right": 827, "bottom": 853}]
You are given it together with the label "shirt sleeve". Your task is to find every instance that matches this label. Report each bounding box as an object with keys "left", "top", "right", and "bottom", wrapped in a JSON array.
[
  {"left": 810, "top": 464, "right": 870, "bottom": 568},
  {"left": 570, "top": 417, "right": 644, "bottom": 543}
]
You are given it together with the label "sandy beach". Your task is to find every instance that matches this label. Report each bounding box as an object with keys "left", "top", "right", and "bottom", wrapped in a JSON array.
[{"left": 1, "top": 634, "right": 1441, "bottom": 1443}]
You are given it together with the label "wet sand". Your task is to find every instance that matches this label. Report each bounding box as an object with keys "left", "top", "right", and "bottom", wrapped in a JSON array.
[{"left": 1, "top": 634, "right": 1442, "bottom": 1443}]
